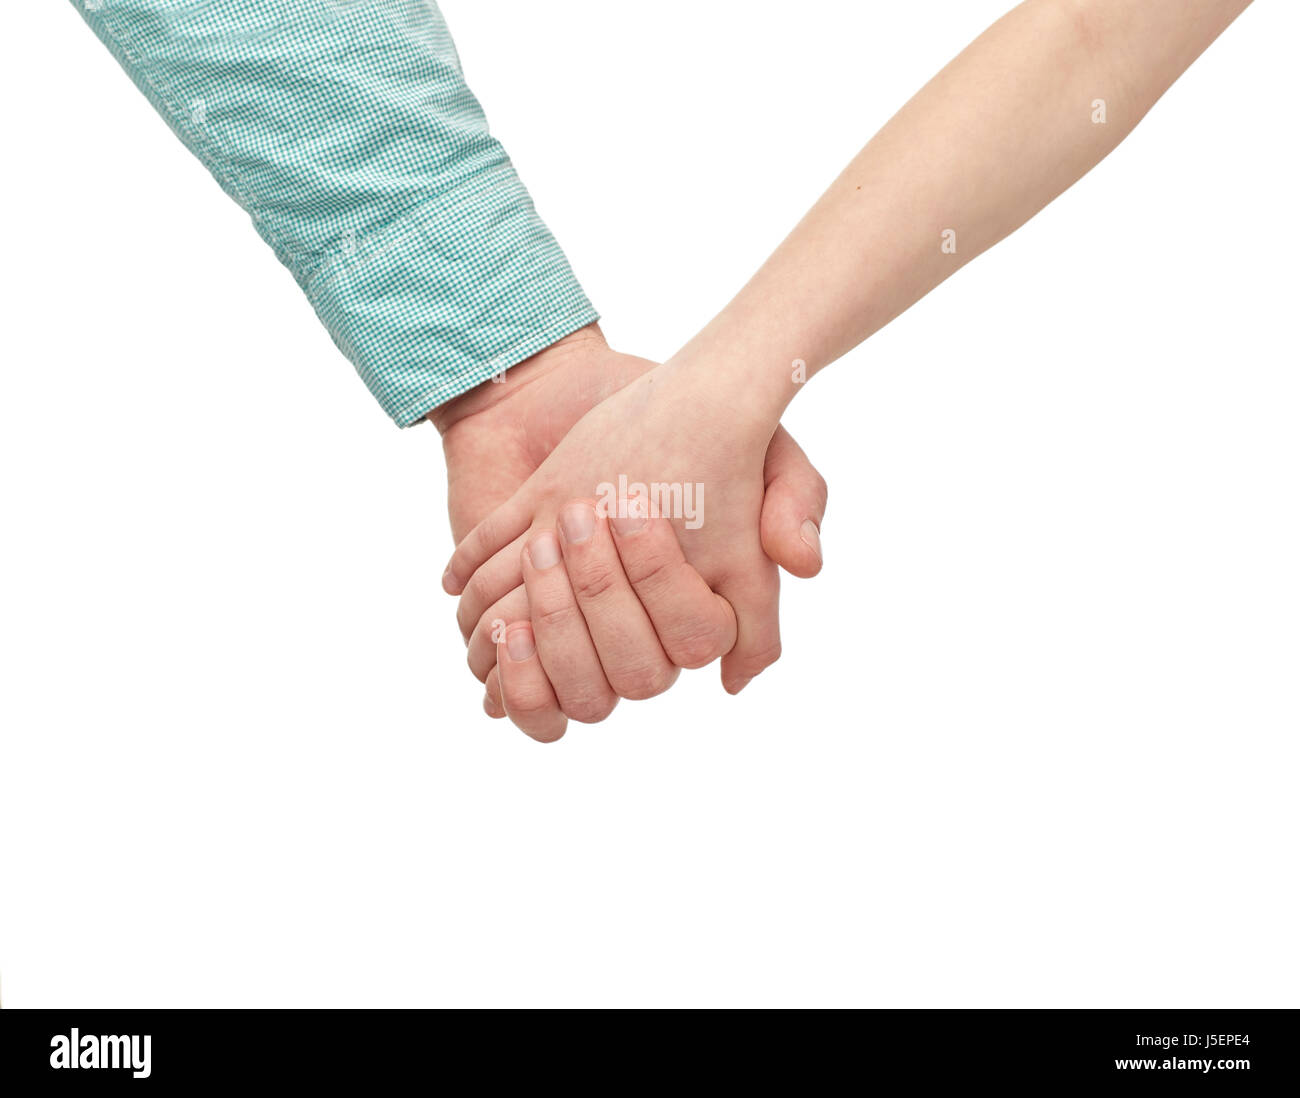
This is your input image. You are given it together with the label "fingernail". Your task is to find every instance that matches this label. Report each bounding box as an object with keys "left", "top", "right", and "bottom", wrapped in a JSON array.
[
  {"left": 442, "top": 566, "right": 460, "bottom": 594},
  {"left": 506, "top": 626, "right": 535, "bottom": 662},
  {"left": 528, "top": 531, "right": 561, "bottom": 570},
  {"left": 799, "top": 519, "right": 822, "bottom": 560},
  {"left": 483, "top": 693, "right": 502, "bottom": 717},
  {"left": 611, "top": 496, "right": 647, "bottom": 536},
  {"left": 559, "top": 501, "right": 595, "bottom": 544},
  {"left": 731, "top": 676, "right": 753, "bottom": 695}
]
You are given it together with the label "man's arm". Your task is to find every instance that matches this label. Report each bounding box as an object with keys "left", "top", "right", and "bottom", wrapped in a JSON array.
[
  {"left": 73, "top": 0, "right": 597, "bottom": 424},
  {"left": 71, "top": 0, "right": 831, "bottom": 740}
]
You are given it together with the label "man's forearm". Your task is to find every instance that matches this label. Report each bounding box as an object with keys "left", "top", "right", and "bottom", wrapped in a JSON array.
[
  {"left": 73, "top": 0, "right": 597, "bottom": 426},
  {"left": 675, "top": 0, "right": 1253, "bottom": 426}
]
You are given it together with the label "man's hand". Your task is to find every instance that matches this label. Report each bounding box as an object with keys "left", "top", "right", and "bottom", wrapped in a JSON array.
[
  {"left": 432, "top": 325, "right": 653, "bottom": 543},
  {"left": 432, "top": 324, "right": 827, "bottom": 738}
]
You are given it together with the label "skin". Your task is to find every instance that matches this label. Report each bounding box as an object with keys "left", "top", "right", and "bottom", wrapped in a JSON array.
[
  {"left": 433, "top": 323, "right": 827, "bottom": 740},
  {"left": 451, "top": 0, "right": 1254, "bottom": 739},
  {"left": 446, "top": 356, "right": 795, "bottom": 695}
]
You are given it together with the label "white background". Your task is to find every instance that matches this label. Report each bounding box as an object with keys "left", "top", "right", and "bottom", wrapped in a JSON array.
[{"left": 1, "top": 1, "right": 1296, "bottom": 1007}]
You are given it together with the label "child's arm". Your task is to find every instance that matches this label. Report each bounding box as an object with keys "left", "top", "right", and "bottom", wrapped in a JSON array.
[
  {"left": 452, "top": 0, "right": 1254, "bottom": 724},
  {"left": 685, "top": 0, "right": 1253, "bottom": 422}
]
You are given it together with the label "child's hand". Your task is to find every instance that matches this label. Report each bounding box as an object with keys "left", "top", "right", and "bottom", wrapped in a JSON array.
[{"left": 444, "top": 359, "right": 802, "bottom": 710}]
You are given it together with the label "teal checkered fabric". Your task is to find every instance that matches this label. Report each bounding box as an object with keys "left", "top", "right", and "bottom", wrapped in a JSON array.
[{"left": 73, "top": 0, "right": 599, "bottom": 425}]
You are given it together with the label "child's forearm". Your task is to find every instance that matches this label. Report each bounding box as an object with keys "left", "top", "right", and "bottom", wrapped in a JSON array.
[{"left": 675, "top": 0, "right": 1252, "bottom": 427}]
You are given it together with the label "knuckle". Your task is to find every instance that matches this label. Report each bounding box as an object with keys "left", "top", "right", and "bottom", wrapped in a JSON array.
[
  {"left": 738, "top": 641, "right": 782, "bottom": 677},
  {"left": 571, "top": 559, "right": 621, "bottom": 602},
  {"left": 623, "top": 550, "right": 677, "bottom": 592},
  {"left": 503, "top": 685, "right": 555, "bottom": 718},
  {"left": 534, "top": 600, "right": 579, "bottom": 632},
  {"left": 614, "top": 662, "right": 679, "bottom": 701},
  {"left": 563, "top": 691, "right": 618, "bottom": 724},
  {"left": 456, "top": 595, "right": 481, "bottom": 638},
  {"left": 812, "top": 473, "right": 829, "bottom": 512},
  {"left": 467, "top": 646, "right": 491, "bottom": 683},
  {"left": 467, "top": 622, "right": 500, "bottom": 681},
  {"left": 471, "top": 515, "right": 498, "bottom": 559},
  {"left": 667, "top": 627, "right": 725, "bottom": 670},
  {"left": 465, "top": 568, "right": 496, "bottom": 611}
]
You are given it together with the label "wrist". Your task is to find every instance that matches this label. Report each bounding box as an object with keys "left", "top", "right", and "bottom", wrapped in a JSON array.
[
  {"left": 666, "top": 319, "right": 804, "bottom": 444},
  {"left": 427, "top": 323, "right": 609, "bottom": 436}
]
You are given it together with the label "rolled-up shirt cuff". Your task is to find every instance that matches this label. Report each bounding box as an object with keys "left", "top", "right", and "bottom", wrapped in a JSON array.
[{"left": 302, "top": 158, "right": 598, "bottom": 426}]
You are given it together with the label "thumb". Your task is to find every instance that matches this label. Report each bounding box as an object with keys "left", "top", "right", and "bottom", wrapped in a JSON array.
[{"left": 759, "top": 426, "right": 828, "bottom": 579}]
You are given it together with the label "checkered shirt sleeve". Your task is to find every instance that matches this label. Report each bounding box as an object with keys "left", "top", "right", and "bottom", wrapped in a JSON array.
[{"left": 73, "top": 0, "right": 600, "bottom": 425}]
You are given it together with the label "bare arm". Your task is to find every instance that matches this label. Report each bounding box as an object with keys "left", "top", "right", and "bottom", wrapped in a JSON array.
[{"left": 676, "top": 0, "right": 1254, "bottom": 425}]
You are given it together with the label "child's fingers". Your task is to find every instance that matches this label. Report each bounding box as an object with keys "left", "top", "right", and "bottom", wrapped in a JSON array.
[
  {"left": 718, "top": 562, "right": 783, "bottom": 694},
  {"left": 497, "top": 622, "right": 567, "bottom": 743},
  {"left": 443, "top": 494, "right": 533, "bottom": 596},
  {"left": 608, "top": 502, "right": 737, "bottom": 669}
]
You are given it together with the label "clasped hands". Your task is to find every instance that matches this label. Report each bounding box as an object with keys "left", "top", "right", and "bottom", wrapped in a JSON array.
[{"left": 432, "top": 324, "right": 825, "bottom": 742}]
